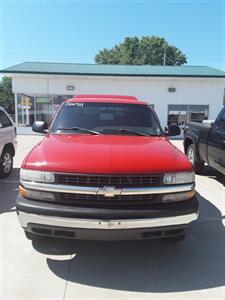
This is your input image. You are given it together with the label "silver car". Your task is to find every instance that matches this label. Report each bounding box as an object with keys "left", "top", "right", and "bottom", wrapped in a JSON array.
[{"left": 0, "top": 106, "right": 17, "bottom": 178}]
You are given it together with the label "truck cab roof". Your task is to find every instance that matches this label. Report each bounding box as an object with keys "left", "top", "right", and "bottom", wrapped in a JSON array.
[{"left": 66, "top": 94, "right": 148, "bottom": 105}]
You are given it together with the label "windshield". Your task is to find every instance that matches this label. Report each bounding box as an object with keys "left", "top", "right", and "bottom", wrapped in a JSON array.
[{"left": 50, "top": 102, "right": 162, "bottom": 136}]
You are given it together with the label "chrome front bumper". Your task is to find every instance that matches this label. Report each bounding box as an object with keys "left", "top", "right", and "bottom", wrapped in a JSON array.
[
  {"left": 20, "top": 180, "right": 195, "bottom": 196},
  {"left": 18, "top": 211, "right": 198, "bottom": 230}
]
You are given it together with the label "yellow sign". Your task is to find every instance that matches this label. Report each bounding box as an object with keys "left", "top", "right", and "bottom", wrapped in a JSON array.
[{"left": 21, "top": 96, "right": 32, "bottom": 107}]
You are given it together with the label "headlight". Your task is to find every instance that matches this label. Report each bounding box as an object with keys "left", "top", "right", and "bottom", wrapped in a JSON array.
[
  {"left": 20, "top": 169, "right": 55, "bottom": 183},
  {"left": 163, "top": 171, "right": 195, "bottom": 185}
]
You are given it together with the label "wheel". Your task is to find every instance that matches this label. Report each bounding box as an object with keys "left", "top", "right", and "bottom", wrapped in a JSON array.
[
  {"left": 163, "top": 234, "right": 186, "bottom": 242},
  {"left": 24, "top": 230, "right": 40, "bottom": 241},
  {"left": 0, "top": 149, "right": 13, "bottom": 178},
  {"left": 186, "top": 144, "right": 204, "bottom": 173}
]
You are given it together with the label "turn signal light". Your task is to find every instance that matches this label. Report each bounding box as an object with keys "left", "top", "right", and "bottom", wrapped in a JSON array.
[
  {"left": 19, "top": 186, "right": 55, "bottom": 201},
  {"left": 19, "top": 185, "right": 28, "bottom": 197},
  {"left": 162, "top": 190, "right": 195, "bottom": 203}
]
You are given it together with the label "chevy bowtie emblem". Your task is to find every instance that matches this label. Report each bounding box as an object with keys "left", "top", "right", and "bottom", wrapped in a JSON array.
[{"left": 97, "top": 186, "right": 122, "bottom": 197}]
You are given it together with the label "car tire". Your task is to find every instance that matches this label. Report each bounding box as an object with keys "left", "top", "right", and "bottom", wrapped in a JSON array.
[
  {"left": 0, "top": 149, "right": 13, "bottom": 178},
  {"left": 163, "top": 234, "right": 186, "bottom": 242},
  {"left": 187, "top": 144, "right": 204, "bottom": 173}
]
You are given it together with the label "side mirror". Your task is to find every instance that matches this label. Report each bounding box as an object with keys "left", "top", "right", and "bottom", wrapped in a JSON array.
[
  {"left": 166, "top": 125, "right": 181, "bottom": 137},
  {"left": 32, "top": 121, "right": 48, "bottom": 133}
]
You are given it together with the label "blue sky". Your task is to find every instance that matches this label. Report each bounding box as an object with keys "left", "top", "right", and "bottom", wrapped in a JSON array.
[{"left": 0, "top": 0, "right": 224, "bottom": 70}]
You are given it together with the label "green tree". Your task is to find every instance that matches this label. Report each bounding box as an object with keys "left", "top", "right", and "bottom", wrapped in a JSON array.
[
  {"left": 0, "top": 76, "right": 14, "bottom": 113},
  {"left": 95, "top": 36, "right": 187, "bottom": 66}
]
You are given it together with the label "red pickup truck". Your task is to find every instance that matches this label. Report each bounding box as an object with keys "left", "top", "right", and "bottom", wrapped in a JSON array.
[{"left": 17, "top": 95, "right": 198, "bottom": 241}]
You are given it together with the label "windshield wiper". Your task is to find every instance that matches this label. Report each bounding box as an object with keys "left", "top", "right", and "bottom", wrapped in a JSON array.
[
  {"left": 116, "top": 129, "right": 150, "bottom": 137},
  {"left": 57, "top": 127, "right": 101, "bottom": 135}
]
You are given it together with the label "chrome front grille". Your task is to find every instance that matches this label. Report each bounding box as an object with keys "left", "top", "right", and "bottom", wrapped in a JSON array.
[
  {"left": 54, "top": 173, "right": 163, "bottom": 208},
  {"left": 56, "top": 192, "right": 161, "bottom": 208},
  {"left": 56, "top": 173, "right": 163, "bottom": 187}
]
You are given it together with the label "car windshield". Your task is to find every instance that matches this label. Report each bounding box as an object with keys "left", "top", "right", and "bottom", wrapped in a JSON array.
[{"left": 50, "top": 102, "right": 162, "bottom": 136}]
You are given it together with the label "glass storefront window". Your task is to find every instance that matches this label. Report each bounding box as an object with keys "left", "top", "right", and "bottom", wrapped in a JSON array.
[
  {"left": 168, "top": 105, "right": 188, "bottom": 127},
  {"left": 168, "top": 104, "right": 209, "bottom": 132},
  {"left": 53, "top": 95, "right": 72, "bottom": 116},
  {"left": 188, "top": 105, "right": 209, "bottom": 122},
  {"left": 17, "top": 94, "right": 72, "bottom": 126},
  {"left": 17, "top": 94, "right": 35, "bottom": 126},
  {"left": 35, "top": 96, "right": 53, "bottom": 124}
]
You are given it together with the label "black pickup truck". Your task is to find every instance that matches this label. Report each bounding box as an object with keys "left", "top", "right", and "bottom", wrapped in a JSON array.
[{"left": 184, "top": 106, "right": 225, "bottom": 175}]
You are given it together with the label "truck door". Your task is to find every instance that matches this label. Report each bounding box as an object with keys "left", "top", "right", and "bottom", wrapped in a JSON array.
[{"left": 207, "top": 108, "right": 225, "bottom": 175}]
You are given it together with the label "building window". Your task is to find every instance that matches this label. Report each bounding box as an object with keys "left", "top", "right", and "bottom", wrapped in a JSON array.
[
  {"left": 53, "top": 95, "right": 72, "bottom": 114},
  {"left": 188, "top": 105, "right": 209, "bottom": 122},
  {"left": 35, "top": 96, "right": 53, "bottom": 124},
  {"left": 168, "top": 104, "right": 209, "bottom": 128},
  {"left": 17, "top": 94, "right": 72, "bottom": 126},
  {"left": 17, "top": 94, "right": 35, "bottom": 126}
]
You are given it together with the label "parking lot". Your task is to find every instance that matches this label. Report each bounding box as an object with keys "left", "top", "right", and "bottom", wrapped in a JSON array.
[{"left": 0, "top": 135, "right": 225, "bottom": 300}]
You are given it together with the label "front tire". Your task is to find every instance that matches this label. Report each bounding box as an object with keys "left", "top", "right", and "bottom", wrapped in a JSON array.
[
  {"left": 0, "top": 149, "right": 13, "bottom": 178},
  {"left": 187, "top": 144, "right": 204, "bottom": 173}
]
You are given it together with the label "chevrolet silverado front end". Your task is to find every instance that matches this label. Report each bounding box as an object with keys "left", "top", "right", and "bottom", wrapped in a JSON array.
[{"left": 16, "top": 95, "right": 199, "bottom": 241}]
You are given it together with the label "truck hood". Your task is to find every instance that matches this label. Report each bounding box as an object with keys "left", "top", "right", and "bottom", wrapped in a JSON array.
[{"left": 23, "top": 134, "right": 192, "bottom": 174}]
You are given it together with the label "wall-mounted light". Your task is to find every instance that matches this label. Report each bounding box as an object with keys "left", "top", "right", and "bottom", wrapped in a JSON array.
[
  {"left": 66, "top": 85, "right": 75, "bottom": 91},
  {"left": 168, "top": 87, "right": 176, "bottom": 93}
]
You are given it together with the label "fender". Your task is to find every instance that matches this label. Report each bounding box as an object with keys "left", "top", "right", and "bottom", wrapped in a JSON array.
[{"left": 184, "top": 125, "right": 201, "bottom": 161}]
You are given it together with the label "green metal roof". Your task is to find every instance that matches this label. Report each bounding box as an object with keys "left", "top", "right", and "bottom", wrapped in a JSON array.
[{"left": 1, "top": 62, "right": 225, "bottom": 78}]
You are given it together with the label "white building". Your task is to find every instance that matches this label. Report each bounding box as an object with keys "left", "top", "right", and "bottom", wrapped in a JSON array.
[{"left": 1, "top": 62, "right": 225, "bottom": 132}]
